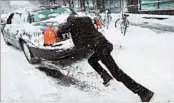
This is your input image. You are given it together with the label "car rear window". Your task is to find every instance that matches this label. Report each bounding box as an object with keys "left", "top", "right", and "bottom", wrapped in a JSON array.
[{"left": 31, "top": 8, "right": 73, "bottom": 22}]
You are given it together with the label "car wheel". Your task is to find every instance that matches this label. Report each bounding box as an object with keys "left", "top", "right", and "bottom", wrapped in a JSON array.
[{"left": 21, "top": 41, "right": 40, "bottom": 64}]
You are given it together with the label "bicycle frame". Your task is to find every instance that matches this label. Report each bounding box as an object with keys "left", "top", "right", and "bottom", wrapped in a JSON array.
[{"left": 115, "top": 10, "right": 129, "bottom": 36}]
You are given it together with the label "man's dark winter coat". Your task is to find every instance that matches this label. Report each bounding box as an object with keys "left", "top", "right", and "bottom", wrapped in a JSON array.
[{"left": 58, "top": 16, "right": 107, "bottom": 50}]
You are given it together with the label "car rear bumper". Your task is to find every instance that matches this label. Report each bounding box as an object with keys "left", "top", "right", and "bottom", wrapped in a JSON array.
[
  {"left": 29, "top": 46, "right": 77, "bottom": 61},
  {"left": 29, "top": 39, "right": 92, "bottom": 61},
  {"left": 29, "top": 39, "right": 77, "bottom": 61}
]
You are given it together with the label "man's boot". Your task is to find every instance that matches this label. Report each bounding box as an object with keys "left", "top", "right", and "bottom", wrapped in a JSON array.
[
  {"left": 101, "top": 72, "right": 113, "bottom": 86},
  {"left": 138, "top": 87, "right": 154, "bottom": 102}
]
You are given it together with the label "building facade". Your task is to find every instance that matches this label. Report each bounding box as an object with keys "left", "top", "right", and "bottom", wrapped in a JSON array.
[
  {"left": 139, "top": 0, "right": 174, "bottom": 11},
  {"left": 126, "top": 0, "right": 174, "bottom": 15},
  {"left": 38, "top": 0, "right": 174, "bottom": 14},
  {"left": 104, "top": 0, "right": 122, "bottom": 13},
  {"left": 138, "top": 0, "right": 174, "bottom": 15},
  {"left": 59, "top": 0, "right": 122, "bottom": 13}
]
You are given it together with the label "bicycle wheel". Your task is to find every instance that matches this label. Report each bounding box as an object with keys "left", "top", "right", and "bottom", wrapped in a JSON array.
[
  {"left": 106, "top": 15, "right": 112, "bottom": 29},
  {"left": 120, "top": 22, "right": 124, "bottom": 34},
  {"left": 122, "top": 19, "right": 129, "bottom": 36},
  {"left": 126, "top": 19, "right": 129, "bottom": 26},
  {"left": 123, "top": 24, "right": 128, "bottom": 36},
  {"left": 115, "top": 19, "right": 120, "bottom": 28},
  {"left": 108, "top": 15, "right": 112, "bottom": 24},
  {"left": 105, "top": 15, "right": 112, "bottom": 29},
  {"left": 101, "top": 19, "right": 105, "bottom": 28}
]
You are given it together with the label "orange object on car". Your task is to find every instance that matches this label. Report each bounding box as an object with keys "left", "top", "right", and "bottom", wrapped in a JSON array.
[
  {"left": 95, "top": 18, "right": 102, "bottom": 29},
  {"left": 44, "top": 27, "right": 61, "bottom": 46}
]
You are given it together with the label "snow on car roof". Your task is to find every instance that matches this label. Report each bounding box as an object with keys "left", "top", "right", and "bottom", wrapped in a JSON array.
[
  {"left": 14, "top": 5, "right": 63, "bottom": 14},
  {"left": 14, "top": 5, "right": 67, "bottom": 13},
  {"left": 30, "top": 5, "right": 62, "bottom": 12}
]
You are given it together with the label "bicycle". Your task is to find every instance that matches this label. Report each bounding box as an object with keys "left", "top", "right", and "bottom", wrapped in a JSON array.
[
  {"left": 115, "top": 12, "right": 129, "bottom": 36},
  {"left": 90, "top": 9, "right": 112, "bottom": 29},
  {"left": 102, "top": 9, "right": 112, "bottom": 29}
]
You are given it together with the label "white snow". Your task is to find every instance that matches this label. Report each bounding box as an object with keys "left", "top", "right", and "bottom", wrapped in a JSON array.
[
  {"left": 1, "top": 33, "right": 56, "bottom": 101},
  {"left": 42, "top": 13, "right": 70, "bottom": 23},
  {"left": 1, "top": 14, "right": 9, "bottom": 20},
  {"left": 38, "top": 14, "right": 46, "bottom": 19},
  {"left": 1, "top": 4, "right": 174, "bottom": 101},
  {"left": 10, "top": 1, "right": 38, "bottom": 10},
  {"left": 2, "top": 19, "right": 174, "bottom": 102},
  {"left": 110, "top": 13, "right": 174, "bottom": 27},
  {"left": 38, "top": 39, "right": 75, "bottom": 50}
]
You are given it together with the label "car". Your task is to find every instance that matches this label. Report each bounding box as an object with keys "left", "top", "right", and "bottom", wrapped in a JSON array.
[
  {"left": 1, "top": 13, "right": 9, "bottom": 33},
  {"left": 1, "top": 6, "right": 98, "bottom": 64}
]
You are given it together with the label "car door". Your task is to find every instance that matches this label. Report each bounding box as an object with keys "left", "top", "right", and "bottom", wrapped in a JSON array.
[
  {"left": 20, "top": 11, "right": 34, "bottom": 44},
  {"left": 9, "top": 13, "right": 22, "bottom": 47}
]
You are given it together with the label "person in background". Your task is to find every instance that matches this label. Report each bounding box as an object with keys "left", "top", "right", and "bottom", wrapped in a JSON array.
[{"left": 57, "top": 15, "right": 154, "bottom": 102}]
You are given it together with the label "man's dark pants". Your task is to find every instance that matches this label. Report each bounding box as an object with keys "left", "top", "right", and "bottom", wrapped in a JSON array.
[{"left": 88, "top": 40, "right": 144, "bottom": 94}]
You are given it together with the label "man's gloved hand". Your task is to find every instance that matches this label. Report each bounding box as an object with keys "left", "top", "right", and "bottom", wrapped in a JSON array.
[
  {"left": 58, "top": 23, "right": 66, "bottom": 28},
  {"left": 56, "top": 28, "right": 63, "bottom": 39}
]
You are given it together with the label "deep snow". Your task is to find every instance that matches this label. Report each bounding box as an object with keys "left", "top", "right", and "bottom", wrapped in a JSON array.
[
  {"left": 1, "top": 1, "right": 174, "bottom": 101},
  {"left": 1, "top": 21, "right": 174, "bottom": 101}
]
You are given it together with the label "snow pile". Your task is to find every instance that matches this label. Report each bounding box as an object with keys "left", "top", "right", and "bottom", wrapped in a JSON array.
[{"left": 127, "top": 14, "right": 174, "bottom": 27}]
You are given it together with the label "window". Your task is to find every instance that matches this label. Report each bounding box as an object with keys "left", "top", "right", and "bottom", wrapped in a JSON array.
[
  {"left": 11, "top": 13, "right": 21, "bottom": 24},
  {"left": 30, "top": 8, "right": 74, "bottom": 23},
  {"left": 140, "top": 0, "right": 174, "bottom": 10},
  {"left": 6, "top": 13, "right": 14, "bottom": 24}
]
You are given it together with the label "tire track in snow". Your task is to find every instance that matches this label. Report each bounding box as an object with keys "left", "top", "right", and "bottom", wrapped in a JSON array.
[{"left": 36, "top": 66, "right": 101, "bottom": 95}]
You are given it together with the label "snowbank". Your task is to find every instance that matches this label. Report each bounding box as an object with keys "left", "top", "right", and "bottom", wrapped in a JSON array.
[{"left": 111, "top": 13, "right": 174, "bottom": 27}]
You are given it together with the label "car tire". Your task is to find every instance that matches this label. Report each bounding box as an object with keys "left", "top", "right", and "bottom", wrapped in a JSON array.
[{"left": 21, "top": 41, "right": 40, "bottom": 64}]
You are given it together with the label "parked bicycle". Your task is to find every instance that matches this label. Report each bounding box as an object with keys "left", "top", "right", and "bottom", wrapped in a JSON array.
[
  {"left": 102, "top": 9, "right": 112, "bottom": 29},
  {"left": 89, "top": 9, "right": 112, "bottom": 29},
  {"left": 115, "top": 11, "right": 129, "bottom": 36}
]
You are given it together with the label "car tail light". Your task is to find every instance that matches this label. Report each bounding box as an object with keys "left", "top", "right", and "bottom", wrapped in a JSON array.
[
  {"left": 94, "top": 18, "right": 102, "bottom": 29},
  {"left": 44, "top": 27, "right": 61, "bottom": 46}
]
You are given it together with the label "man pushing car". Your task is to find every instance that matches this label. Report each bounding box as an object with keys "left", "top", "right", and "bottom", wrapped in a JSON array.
[{"left": 56, "top": 15, "right": 154, "bottom": 102}]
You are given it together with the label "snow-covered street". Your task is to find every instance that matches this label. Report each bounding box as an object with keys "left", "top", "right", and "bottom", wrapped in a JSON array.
[{"left": 1, "top": 20, "right": 174, "bottom": 102}]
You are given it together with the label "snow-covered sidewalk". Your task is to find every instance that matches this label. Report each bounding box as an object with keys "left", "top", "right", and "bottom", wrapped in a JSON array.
[
  {"left": 78, "top": 12, "right": 174, "bottom": 32},
  {"left": 111, "top": 13, "right": 174, "bottom": 26},
  {"left": 1, "top": 0, "right": 174, "bottom": 102},
  {"left": 111, "top": 13, "right": 174, "bottom": 32}
]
